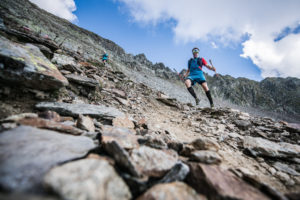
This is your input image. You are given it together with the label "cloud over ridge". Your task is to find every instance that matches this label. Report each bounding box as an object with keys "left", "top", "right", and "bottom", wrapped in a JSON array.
[
  {"left": 118, "top": 0, "right": 300, "bottom": 78},
  {"left": 29, "top": 0, "right": 77, "bottom": 22}
]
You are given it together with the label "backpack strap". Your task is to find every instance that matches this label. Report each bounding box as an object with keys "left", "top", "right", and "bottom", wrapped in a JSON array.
[
  {"left": 197, "top": 57, "right": 203, "bottom": 71},
  {"left": 188, "top": 58, "right": 193, "bottom": 70}
]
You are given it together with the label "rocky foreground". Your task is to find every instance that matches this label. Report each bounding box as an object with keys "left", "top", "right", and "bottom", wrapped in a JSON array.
[{"left": 1, "top": 0, "right": 300, "bottom": 200}]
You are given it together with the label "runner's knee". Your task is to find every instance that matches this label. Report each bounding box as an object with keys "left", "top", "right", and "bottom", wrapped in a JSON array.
[{"left": 185, "top": 79, "right": 191, "bottom": 87}]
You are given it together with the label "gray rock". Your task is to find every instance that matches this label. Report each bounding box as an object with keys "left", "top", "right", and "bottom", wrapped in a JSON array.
[
  {"left": 143, "top": 134, "right": 168, "bottom": 149},
  {"left": 273, "top": 162, "right": 300, "bottom": 176},
  {"left": 103, "top": 140, "right": 139, "bottom": 177},
  {"left": 0, "top": 17, "right": 6, "bottom": 30},
  {"left": 65, "top": 74, "right": 99, "bottom": 88},
  {"left": 121, "top": 161, "right": 190, "bottom": 198},
  {"left": 44, "top": 159, "right": 131, "bottom": 200},
  {"left": 36, "top": 102, "right": 125, "bottom": 119},
  {"left": 190, "top": 150, "right": 222, "bottom": 164},
  {"left": 51, "top": 53, "right": 81, "bottom": 72},
  {"left": 34, "top": 44, "right": 53, "bottom": 60},
  {"left": 0, "top": 126, "right": 95, "bottom": 193},
  {"left": 234, "top": 120, "right": 252, "bottom": 130},
  {"left": 0, "top": 36, "right": 68, "bottom": 90},
  {"left": 243, "top": 136, "right": 300, "bottom": 160},
  {"left": 157, "top": 162, "right": 190, "bottom": 184}
]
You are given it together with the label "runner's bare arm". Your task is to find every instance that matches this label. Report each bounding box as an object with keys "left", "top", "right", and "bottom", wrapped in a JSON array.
[
  {"left": 204, "top": 64, "right": 216, "bottom": 72},
  {"left": 184, "top": 69, "right": 190, "bottom": 77}
]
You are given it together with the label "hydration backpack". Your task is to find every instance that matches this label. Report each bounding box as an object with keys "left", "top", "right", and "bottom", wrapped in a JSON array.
[{"left": 188, "top": 57, "right": 203, "bottom": 71}]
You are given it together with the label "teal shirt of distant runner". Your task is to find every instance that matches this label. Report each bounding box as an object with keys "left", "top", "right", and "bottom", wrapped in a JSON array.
[
  {"left": 188, "top": 58, "right": 206, "bottom": 81},
  {"left": 102, "top": 54, "right": 108, "bottom": 60}
]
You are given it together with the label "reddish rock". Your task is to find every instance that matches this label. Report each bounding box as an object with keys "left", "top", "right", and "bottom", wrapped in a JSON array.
[
  {"left": 186, "top": 163, "right": 271, "bottom": 200},
  {"left": 112, "top": 116, "right": 135, "bottom": 129},
  {"left": 101, "top": 125, "right": 139, "bottom": 150},
  {"left": 130, "top": 146, "right": 178, "bottom": 177},
  {"left": 60, "top": 116, "right": 74, "bottom": 122},
  {"left": 115, "top": 97, "right": 129, "bottom": 106},
  {"left": 111, "top": 88, "right": 127, "bottom": 99},
  {"left": 19, "top": 117, "right": 83, "bottom": 135},
  {"left": 38, "top": 110, "right": 61, "bottom": 122},
  {"left": 137, "top": 182, "right": 206, "bottom": 200}
]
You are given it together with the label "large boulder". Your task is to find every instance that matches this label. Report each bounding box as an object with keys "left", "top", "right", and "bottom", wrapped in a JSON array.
[
  {"left": 35, "top": 102, "right": 125, "bottom": 119},
  {"left": 186, "top": 163, "right": 271, "bottom": 200},
  {"left": 130, "top": 146, "right": 178, "bottom": 177},
  {"left": 0, "top": 36, "right": 68, "bottom": 90},
  {"left": 44, "top": 159, "right": 132, "bottom": 200},
  {"left": 0, "top": 126, "right": 95, "bottom": 193}
]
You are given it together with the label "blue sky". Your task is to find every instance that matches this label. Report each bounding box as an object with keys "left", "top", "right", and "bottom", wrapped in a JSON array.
[
  {"left": 30, "top": 0, "right": 300, "bottom": 81},
  {"left": 73, "top": 0, "right": 262, "bottom": 80}
]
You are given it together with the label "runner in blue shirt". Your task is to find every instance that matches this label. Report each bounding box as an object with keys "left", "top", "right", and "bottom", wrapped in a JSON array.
[{"left": 184, "top": 47, "right": 216, "bottom": 107}]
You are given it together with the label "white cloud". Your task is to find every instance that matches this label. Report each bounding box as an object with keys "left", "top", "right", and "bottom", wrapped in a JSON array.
[
  {"left": 211, "top": 42, "right": 218, "bottom": 49},
  {"left": 118, "top": 0, "right": 300, "bottom": 78},
  {"left": 29, "top": 0, "right": 77, "bottom": 22}
]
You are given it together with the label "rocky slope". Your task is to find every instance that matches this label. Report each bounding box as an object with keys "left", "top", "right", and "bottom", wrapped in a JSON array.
[{"left": 1, "top": 0, "right": 300, "bottom": 200}]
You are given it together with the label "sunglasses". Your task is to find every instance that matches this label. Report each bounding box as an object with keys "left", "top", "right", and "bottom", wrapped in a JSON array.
[{"left": 192, "top": 50, "right": 199, "bottom": 53}]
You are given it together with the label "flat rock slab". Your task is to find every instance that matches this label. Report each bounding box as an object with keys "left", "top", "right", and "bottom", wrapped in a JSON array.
[
  {"left": 156, "top": 97, "right": 180, "bottom": 108},
  {"left": 137, "top": 182, "right": 206, "bottom": 200},
  {"left": 0, "top": 126, "right": 95, "bottom": 193},
  {"left": 187, "top": 163, "right": 270, "bottom": 200},
  {"left": 36, "top": 102, "right": 125, "bottom": 119},
  {"left": 65, "top": 74, "right": 99, "bottom": 88},
  {"left": 44, "top": 159, "right": 131, "bottom": 200},
  {"left": 19, "top": 117, "right": 83, "bottom": 135},
  {"left": 0, "top": 36, "right": 68, "bottom": 90},
  {"left": 243, "top": 136, "right": 300, "bottom": 160}
]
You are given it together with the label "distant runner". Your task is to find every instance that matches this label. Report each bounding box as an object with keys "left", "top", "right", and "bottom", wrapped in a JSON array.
[
  {"left": 184, "top": 47, "right": 216, "bottom": 108},
  {"left": 102, "top": 53, "right": 108, "bottom": 65}
]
